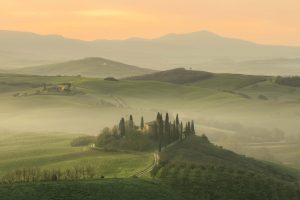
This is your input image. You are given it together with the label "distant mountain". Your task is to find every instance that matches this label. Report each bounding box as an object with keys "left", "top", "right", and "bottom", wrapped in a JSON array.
[
  {"left": 127, "top": 68, "right": 213, "bottom": 84},
  {"left": 11, "top": 57, "right": 155, "bottom": 78},
  {"left": 1, "top": 30, "right": 300, "bottom": 75}
]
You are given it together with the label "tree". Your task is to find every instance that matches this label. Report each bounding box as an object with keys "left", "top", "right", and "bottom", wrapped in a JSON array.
[
  {"left": 184, "top": 122, "right": 189, "bottom": 138},
  {"left": 165, "top": 113, "right": 170, "bottom": 145},
  {"left": 175, "top": 114, "right": 180, "bottom": 140},
  {"left": 129, "top": 115, "right": 134, "bottom": 130},
  {"left": 119, "top": 118, "right": 126, "bottom": 137},
  {"left": 176, "top": 114, "right": 180, "bottom": 126},
  {"left": 157, "top": 112, "right": 164, "bottom": 152},
  {"left": 112, "top": 125, "right": 118, "bottom": 136},
  {"left": 140, "top": 116, "right": 144, "bottom": 130},
  {"left": 180, "top": 122, "right": 183, "bottom": 140},
  {"left": 191, "top": 120, "right": 195, "bottom": 135},
  {"left": 187, "top": 122, "right": 191, "bottom": 136},
  {"left": 172, "top": 120, "right": 176, "bottom": 141}
]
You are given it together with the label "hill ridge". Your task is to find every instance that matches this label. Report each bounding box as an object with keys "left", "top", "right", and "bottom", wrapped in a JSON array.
[{"left": 10, "top": 57, "right": 155, "bottom": 78}]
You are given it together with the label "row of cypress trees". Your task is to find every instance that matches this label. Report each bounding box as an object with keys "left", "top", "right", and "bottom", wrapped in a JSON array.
[
  {"left": 118, "top": 115, "right": 134, "bottom": 137},
  {"left": 155, "top": 112, "right": 195, "bottom": 152}
]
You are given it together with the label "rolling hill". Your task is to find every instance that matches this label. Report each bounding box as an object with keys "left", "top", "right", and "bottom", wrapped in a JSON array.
[
  {"left": 2, "top": 30, "right": 300, "bottom": 75},
  {"left": 127, "top": 68, "right": 213, "bottom": 84},
  {"left": 152, "top": 135, "right": 300, "bottom": 199},
  {"left": 127, "top": 68, "right": 268, "bottom": 86},
  {"left": 11, "top": 57, "right": 155, "bottom": 78}
]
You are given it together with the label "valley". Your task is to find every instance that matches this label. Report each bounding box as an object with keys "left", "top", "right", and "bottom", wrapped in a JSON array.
[
  {"left": 1, "top": 69, "right": 300, "bottom": 169},
  {"left": 1, "top": 68, "right": 300, "bottom": 199}
]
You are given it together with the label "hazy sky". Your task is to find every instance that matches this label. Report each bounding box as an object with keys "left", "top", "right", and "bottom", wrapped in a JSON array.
[{"left": 1, "top": 0, "right": 300, "bottom": 45}]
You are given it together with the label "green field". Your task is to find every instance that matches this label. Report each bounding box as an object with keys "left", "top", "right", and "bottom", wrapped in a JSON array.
[
  {"left": 0, "top": 132, "right": 153, "bottom": 177},
  {"left": 0, "top": 179, "right": 183, "bottom": 200}
]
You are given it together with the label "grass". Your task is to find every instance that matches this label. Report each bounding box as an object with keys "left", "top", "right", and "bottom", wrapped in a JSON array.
[
  {"left": 0, "top": 132, "right": 153, "bottom": 178},
  {"left": 191, "top": 73, "right": 268, "bottom": 90},
  {"left": 0, "top": 178, "right": 184, "bottom": 200}
]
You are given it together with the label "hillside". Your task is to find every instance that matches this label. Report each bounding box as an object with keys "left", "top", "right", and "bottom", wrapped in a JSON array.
[
  {"left": 1, "top": 132, "right": 299, "bottom": 200},
  {"left": 0, "top": 179, "right": 184, "bottom": 200},
  {"left": 127, "top": 68, "right": 213, "bottom": 84},
  {"left": 152, "top": 135, "right": 300, "bottom": 200},
  {"left": 2, "top": 30, "right": 300, "bottom": 75},
  {"left": 11, "top": 57, "right": 154, "bottom": 78},
  {"left": 127, "top": 68, "right": 268, "bottom": 86}
]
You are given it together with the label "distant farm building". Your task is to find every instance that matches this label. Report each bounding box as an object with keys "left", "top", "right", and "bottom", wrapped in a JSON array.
[{"left": 143, "top": 121, "right": 156, "bottom": 134}]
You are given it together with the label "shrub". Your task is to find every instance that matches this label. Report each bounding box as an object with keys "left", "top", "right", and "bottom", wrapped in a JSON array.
[{"left": 70, "top": 136, "right": 96, "bottom": 147}]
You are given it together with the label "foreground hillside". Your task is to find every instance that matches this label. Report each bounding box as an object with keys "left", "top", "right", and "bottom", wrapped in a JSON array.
[
  {"left": 11, "top": 57, "right": 154, "bottom": 78},
  {"left": 0, "top": 179, "right": 183, "bottom": 200},
  {"left": 152, "top": 136, "right": 300, "bottom": 200},
  {"left": 0, "top": 132, "right": 299, "bottom": 200}
]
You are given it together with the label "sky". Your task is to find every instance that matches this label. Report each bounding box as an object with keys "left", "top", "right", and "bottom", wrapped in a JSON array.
[{"left": 1, "top": 0, "right": 300, "bottom": 45}]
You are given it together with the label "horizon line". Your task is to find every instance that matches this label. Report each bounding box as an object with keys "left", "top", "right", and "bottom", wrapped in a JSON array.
[{"left": 1, "top": 29, "right": 300, "bottom": 47}]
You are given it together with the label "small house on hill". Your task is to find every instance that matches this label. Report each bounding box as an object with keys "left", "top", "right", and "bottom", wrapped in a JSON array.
[
  {"left": 44, "top": 83, "right": 72, "bottom": 92},
  {"left": 144, "top": 121, "right": 157, "bottom": 134}
]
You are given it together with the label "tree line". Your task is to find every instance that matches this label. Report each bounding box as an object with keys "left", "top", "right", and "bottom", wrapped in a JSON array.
[
  {"left": 275, "top": 76, "right": 300, "bottom": 87},
  {"left": 0, "top": 166, "right": 99, "bottom": 184}
]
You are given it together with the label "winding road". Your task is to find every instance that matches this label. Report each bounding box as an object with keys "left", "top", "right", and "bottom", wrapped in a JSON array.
[{"left": 134, "top": 140, "right": 180, "bottom": 177}]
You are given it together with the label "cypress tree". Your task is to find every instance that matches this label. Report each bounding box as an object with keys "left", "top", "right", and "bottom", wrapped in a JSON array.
[
  {"left": 184, "top": 122, "right": 188, "bottom": 138},
  {"left": 129, "top": 115, "right": 134, "bottom": 130},
  {"left": 156, "top": 112, "right": 160, "bottom": 121},
  {"left": 119, "top": 118, "right": 126, "bottom": 137},
  {"left": 187, "top": 121, "right": 191, "bottom": 136},
  {"left": 165, "top": 113, "right": 170, "bottom": 145},
  {"left": 176, "top": 114, "right": 179, "bottom": 126},
  {"left": 191, "top": 120, "right": 195, "bottom": 135},
  {"left": 140, "top": 116, "right": 144, "bottom": 130},
  {"left": 180, "top": 122, "right": 183, "bottom": 140},
  {"left": 157, "top": 113, "right": 164, "bottom": 152},
  {"left": 172, "top": 120, "right": 176, "bottom": 141},
  {"left": 175, "top": 114, "right": 180, "bottom": 140}
]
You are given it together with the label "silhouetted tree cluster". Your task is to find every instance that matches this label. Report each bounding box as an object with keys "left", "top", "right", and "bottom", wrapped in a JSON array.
[
  {"left": 97, "top": 113, "right": 196, "bottom": 152},
  {"left": 275, "top": 76, "right": 300, "bottom": 87},
  {"left": 155, "top": 113, "right": 195, "bottom": 152}
]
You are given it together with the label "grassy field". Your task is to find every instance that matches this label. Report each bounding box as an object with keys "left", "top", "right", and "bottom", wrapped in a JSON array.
[
  {"left": 0, "top": 132, "right": 153, "bottom": 177},
  {"left": 0, "top": 179, "right": 183, "bottom": 200}
]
